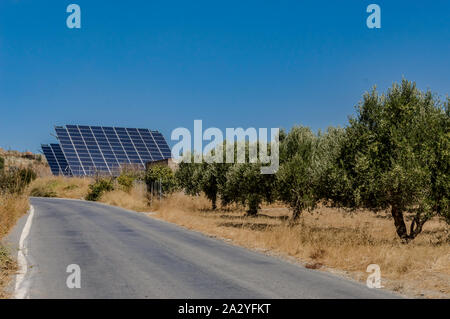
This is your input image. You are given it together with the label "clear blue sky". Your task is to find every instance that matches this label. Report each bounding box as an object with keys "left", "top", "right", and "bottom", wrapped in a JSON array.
[{"left": 0, "top": 0, "right": 449, "bottom": 152}]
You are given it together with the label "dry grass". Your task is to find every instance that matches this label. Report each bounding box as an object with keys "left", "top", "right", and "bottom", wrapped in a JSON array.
[
  {"left": 100, "top": 183, "right": 151, "bottom": 212},
  {"left": 28, "top": 176, "right": 92, "bottom": 199},
  {"left": 27, "top": 177, "right": 151, "bottom": 212},
  {"left": 0, "top": 194, "right": 29, "bottom": 298},
  {"left": 0, "top": 194, "right": 29, "bottom": 239},
  {"left": 152, "top": 193, "right": 450, "bottom": 299},
  {"left": 0, "top": 245, "right": 17, "bottom": 298}
]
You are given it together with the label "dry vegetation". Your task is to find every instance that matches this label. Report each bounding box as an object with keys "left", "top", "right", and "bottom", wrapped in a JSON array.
[
  {"left": 0, "top": 195, "right": 29, "bottom": 239},
  {"left": 0, "top": 148, "right": 49, "bottom": 177},
  {"left": 0, "top": 194, "right": 28, "bottom": 298},
  {"left": 23, "top": 176, "right": 450, "bottom": 298},
  {"left": 0, "top": 149, "right": 47, "bottom": 298},
  {"left": 100, "top": 183, "right": 150, "bottom": 212},
  {"left": 29, "top": 176, "right": 92, "bottom": 199},
  {"left": 0, "top": 244, "right": 17, "bottom": 298}
]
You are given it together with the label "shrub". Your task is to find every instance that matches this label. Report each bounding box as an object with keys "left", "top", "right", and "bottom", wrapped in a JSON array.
[
  {"left": 145, "top": 165, "right": 177, "bottom": 196},
  {"left": 0, "top": 167, "right": 36, "bottom": 194},
  {"left": 0, "top": 157, "right": 4, "bottom": 171},
  {"left": 117, "top": 174, "right": 134, "bottom": 193},
  {"left": 85, "top": 178, "right": 114, "bottom": 201}
]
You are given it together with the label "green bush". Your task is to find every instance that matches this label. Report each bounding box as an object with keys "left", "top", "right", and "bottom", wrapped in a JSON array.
[
  {"left": 117, "top": 173, "right": 135, "bottom": 193},
  {"left": 86, "top": 178, "right": 114, "bottom": 201},
  {"left": 0, "top": 156, "right": 4, "bottom": 171},
  {"left": 145, "top": 165, "right": 177, "bottom": 195}
]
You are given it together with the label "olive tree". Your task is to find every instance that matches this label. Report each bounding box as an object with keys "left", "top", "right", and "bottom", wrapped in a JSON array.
[
  {"left": 314, "top": 126, "right": 350, "bottom": 206},
  {"left": 335, "top": 79, "right": 449, "bottom": 240},
  {"left": 276, "top": 126, "right": 319, "bottom": 220},
  {"left": 175, "top": 149, "right": 231, "bottom": 210},
  {"left": 175, "top": 154, "right": 202, "bottom": 196},
  {"left": 221, "top": 162, "right": 276, "bottom": 215}
]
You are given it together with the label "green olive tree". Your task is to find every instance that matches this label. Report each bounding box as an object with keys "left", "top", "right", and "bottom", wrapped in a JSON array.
[
  {"left": 276, "top": 126, "right": 318, "bottom": 220},
  {"left": 334, "top": 79, "right": 449, "bottom": 240},
  {"left": 221, "top": 162, "right": 276, "bottom": 215}
]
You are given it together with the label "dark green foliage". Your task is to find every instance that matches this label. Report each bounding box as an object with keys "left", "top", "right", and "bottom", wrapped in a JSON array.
[
  {"left": 86, "top": 178, "right": 114, "bottom": 201},
  {"left": 0, "top": 157, "right": 4, "bottom": 171}
]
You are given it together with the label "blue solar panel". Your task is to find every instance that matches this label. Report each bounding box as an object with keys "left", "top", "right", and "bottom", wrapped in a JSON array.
[
  {"left": 139, "top": 129, "right": 163, "bottom": 160},
  {"left": 42, "top": 144, "right": 61, "bottom": 175},
  {"left": 48, "top": 125, "right": 171, "bottom": 176},
  {"left": 50, "top": 144, "right": 72, "bottom": 176},
  {"left": 42, "top": 144, "right": 72, "bottom": 176}
]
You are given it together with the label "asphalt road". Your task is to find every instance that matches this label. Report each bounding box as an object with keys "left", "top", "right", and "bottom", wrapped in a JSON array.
[{"left": 5, "top": 197, "right": 399, "bottom": 299}]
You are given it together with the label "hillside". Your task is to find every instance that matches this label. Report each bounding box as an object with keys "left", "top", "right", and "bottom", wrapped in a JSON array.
[{"left": 0, "top": 148, "right": 51, "bottom": 177}]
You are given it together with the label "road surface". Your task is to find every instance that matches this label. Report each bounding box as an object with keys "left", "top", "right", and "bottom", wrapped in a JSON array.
[{"left": 4, "top": 197, "right": 398, "bottom": 298}]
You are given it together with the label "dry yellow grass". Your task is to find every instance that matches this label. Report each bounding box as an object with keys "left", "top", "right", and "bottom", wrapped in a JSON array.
[
  {"left": 0, "top": 194, "right": 28, "bottom": 298},
  {"left": 0, "top": 245, "right": 17, "bottom": 299},
  {"left": 152, "top": 193, "right": 450, "bottom": 299},
  {"left": 100, "top": 183, "right": 150, "bottom": 212},
  {"left": 0, "top": 194, "right": 29, "bottom": 240},
  {"left": 28, "top": 176, "right": 92, "bottom": 199}
]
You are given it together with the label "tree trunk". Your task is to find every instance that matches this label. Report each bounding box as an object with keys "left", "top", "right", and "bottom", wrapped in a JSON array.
[
  {"left": 292, "top": 207, "right": 302, "bottom": 221},
  {"left": 391, "top": 205, "right": 429, "bottom": 241},
  {"left": 391, "top": 205, "right": 409, "bottom": 240},
  {"left": 409, "top": 214, "right": 429, "bottom": 240},
  {"left": 211, "top": 194, "right": 217, "bottom": 210},
  {"left": 247, "top": 199, "right": 259, "bottom": 216}
]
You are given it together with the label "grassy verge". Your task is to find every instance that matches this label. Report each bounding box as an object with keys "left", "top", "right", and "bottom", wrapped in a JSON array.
[
  {"left": 28, "top": 177, "right": 450, "bottom": 298},
  {"left": 0, "top": 194, "right": 29, "bottom": 298},
  {"left": 29, "top": 176, "right": 91, "bottom": 199}
]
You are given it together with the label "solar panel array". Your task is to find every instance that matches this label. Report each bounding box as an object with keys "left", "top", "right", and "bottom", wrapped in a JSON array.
[
  {"left": 41, "top": 143, "right": 72, "bottom": 176},
  {"left": 42, "top": 125, "right": 172, "bottom": 176}
]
